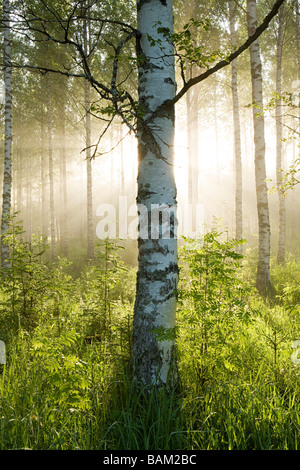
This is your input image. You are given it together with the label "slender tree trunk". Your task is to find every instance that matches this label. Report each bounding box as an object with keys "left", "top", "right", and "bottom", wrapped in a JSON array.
[
  {"left": 1, "top": 0, "right": 13, "bottom": 268},
  {"left": 296, "top": 0, "right": 300, "bottom": 141},
  {"left": 26, "top": 162, "right": 32, "bottom": 244},
  {"left": 16, "top": 118, "right": 22, "bottom": 218},
  {"left": 229, "top": 0, "right": 243, "bottom": 248},
  {"left": 40, "top": 92, "right": 48, "bottom": 238},
  {"left": 213, "top": 85, "right": 220, "bottom": 193},
  {"left": 295, "top": 0, "right": 300, "bottom": 238},
  {"left": 83, "top": 16, "right": 94, "bottom": 260},
  {"left": 184, "top": 1, "right": 199, "bottom": 233},
  {"left": 276, "top": 5, "right": 285, "bottom": 264},
  {"left": 133, "top": 0, "right": 178, "bottom": 388},
  {"left": 46, "top": 74, "right": 57, "bottom": 261},
  {"left": 110, "top": 126, "right": 116, "bottom": 206},
  {"left": 119, "top": 121, "right": 125, "bottom": 195},
  {"left": 186, "top": 81, "right": 199, "bottom": 233},
  {"left": 17, "top": 148, "right": 22, "bottom": 216},
  {"left": 247, "top": 0, "right": 272, "bottom": 296},
  {"left": 59, "top": 81, "right": 69, "bottom": 257}
]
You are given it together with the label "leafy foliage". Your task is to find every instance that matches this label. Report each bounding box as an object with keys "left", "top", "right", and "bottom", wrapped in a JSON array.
[
  {"left": 30, "top": 330, "right": 90, "bottom": 411},
  {"left": 147, "top": 18, "right": 229, "bottom": 73},
  {"left": 0, "top": 226, "right": 299, "bottom": 449},
  {"left": 177, "top": 232, "right": 251, "bottom": 389}
]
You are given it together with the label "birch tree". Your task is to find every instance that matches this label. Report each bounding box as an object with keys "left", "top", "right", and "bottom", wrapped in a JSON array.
[
  {"left": 59, "top": 79, "right": 69, "bottom": 257},
  {"left": 184, "top": 1, "right": 199, "bottom": 234},
  {"left": 46, "top": 73, "right": 57, "bottom": 262},
  {"left": 132, "top": 0, "right": 284, "bottom": 386},
  {"left": 1, "top": 0, "right": 13, "bottom": 268},
  {"left": 295, "top": 0, "right": 300, "bottom": 155},
  {"left": 83, "top": 13, "right": 94, "bottom": 261},
  {"left": 40, "top": 85, "right": 48, "bottom": 239},
  {"left": 229, "top": 0, "right": 243, "bottom": 249},
  {"left": 132, "top": 0, "right": 178, "bottom": 387},
  {"left": 6, "top": 0, "right": 285, "bottom": 387},
  {"left": 275, "top": 4, "right": 285, "bottom": 264},
  {"left": 247, "top": 0, "right": 272, "bottom": 296}
]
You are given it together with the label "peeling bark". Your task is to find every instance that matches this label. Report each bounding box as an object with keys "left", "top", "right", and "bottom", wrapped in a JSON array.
[{"left": 133, "top": 0, "right": 178, "bottom": 387}]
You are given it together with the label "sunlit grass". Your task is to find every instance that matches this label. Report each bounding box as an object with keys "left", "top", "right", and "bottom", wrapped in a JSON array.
[
  {"left": 0, "top": 335, "right": 299, "bottom": 449},
  {"left": 0, "top": 231, "right": 299, "bottom": 450}
]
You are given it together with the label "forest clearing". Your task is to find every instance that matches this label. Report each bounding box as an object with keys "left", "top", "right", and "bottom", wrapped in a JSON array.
[{"left": 0, "top": 0, "right": 300, "bottom": 453}]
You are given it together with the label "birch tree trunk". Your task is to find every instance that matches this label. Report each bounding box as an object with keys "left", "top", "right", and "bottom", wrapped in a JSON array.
[
  {"left": 119, "top": 121, "right": 125, "bottom": 195},
  {"left": 46, "top": 74, "right": 57, "bottom": 261},
  {"left": 83, "top": 16, "right": 94, "bottom": 260},
  {"left": 276, "top": 5, "right": 285, "bottom": 264},
  {"left": 16, "top": 148, "right": 22, "bottom": 216},
  {"left": 1, "top": 0, "right": 13, "bottom": 268},
  {"left": 295, "top": 0, "right": 300, "bottom": 236},
  {"left": 59, "top": 80, "right": 69, "bottom": 257},
  {"left": 16, "top": 112, "right": 23, "bottom": 218},
  {"left": 247, "top": 0, "right": 272, "bottom": 296},
  {"left": 26, "top": 160, "right": 32, "bottom": 243},
  {"left": 213, "top": 85, "right": 220, "bottom": 193},
  {"left": 184, "top": 1, "right": 199, "bottom": 234},
  {"left": 133, "top": 0, "right": 178, "bottom": 387},
  {"left": 229, "top": 0, "right": 243, "bottom": 249},
  {"left": 186, "top": 81, "right": 199, "bottom": 233},
  {"left": 40, "top": 89, "right": 48, "bottom": 239},
  {"left": 296, "top": 0, "right": 300, "bottom": 133}
]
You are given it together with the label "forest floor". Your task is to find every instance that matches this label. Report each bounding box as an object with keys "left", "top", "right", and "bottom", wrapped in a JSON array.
[{"left": 0, "top": 228, "right": 299, "bottom": 450}]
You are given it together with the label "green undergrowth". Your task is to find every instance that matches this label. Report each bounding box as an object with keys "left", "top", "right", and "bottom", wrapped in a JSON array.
[{"left": 0, "top": 221, "right": 299, "bottom": 449}]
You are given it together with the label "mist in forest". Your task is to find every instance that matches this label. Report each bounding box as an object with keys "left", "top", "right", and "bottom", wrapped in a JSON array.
[
  {"left": 0, "top": 0, "right": 297, "bottom": 271},
  {"left": 3, "top": 84, "right": 299, "bottom": 264},
  {"left": 2, "top": 0, "right": 300, "bottom": 452}
]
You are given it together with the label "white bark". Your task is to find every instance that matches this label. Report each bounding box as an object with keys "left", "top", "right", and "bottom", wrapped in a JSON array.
[
  {"left": 296, "top": 0, "right": 300, "bottom": 99},
  {"left": 26, "top": 159, "right": 32, "bottom": 243},
  {"left": 133, "top": 0, "right": 178, "bottom": 387},
  {"left": 46, "top": 74, "right": 57, "bottom": 261},
  {"left": 295, "top": 1, "right": 300, "bottom": 152},
  {"left": 119, "top": 121, "right": 125, "bottom": 195},
  {"left": 1, "top": 0, "right": 13, "bottom": 268},
  {"left": 186, "top": 81, "right": 199, "bottom": 233},
  {"left": 184, "top": 1, "right": 199, "bottom": 233},
  {"left": 40, "top": 84, "right": 48, "bottom": 239},
  {"left": 276, "top": 5, "right": 285, "bottom": 264},
  {"left": 83, "top": 16, "right": 94, "bottom": 260},
  {"left": 17, "top": 148, "right": 22, "bottom": 216},
  {"left": 247, "top": 0, "right": 272, "bottom": 295},
  {"left": 59, "top": 81, "right": 69, "bottom": 257},
  {"left": 229, "top": 0, "right": 243, "bottom": 248}
]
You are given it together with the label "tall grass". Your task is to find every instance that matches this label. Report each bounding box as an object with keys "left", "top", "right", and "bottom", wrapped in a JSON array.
[
  {"left": 0, "top": 228, "right": 299, "bottom": 450},
  {"left": 0, "top": 331, "right": 299, "bottom": 449}
]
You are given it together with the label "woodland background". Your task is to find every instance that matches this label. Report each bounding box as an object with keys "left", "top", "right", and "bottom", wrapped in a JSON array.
[{"left": 0, "top": 0, "right": 299, "bottom": 451}]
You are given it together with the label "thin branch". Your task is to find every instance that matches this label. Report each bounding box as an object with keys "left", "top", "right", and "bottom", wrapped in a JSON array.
[
  {"left": 91, "top": 128, "right": 131, "bottom": 158},
  {"left": 167, "top": 0, "right": 286, "bottom": 108}
]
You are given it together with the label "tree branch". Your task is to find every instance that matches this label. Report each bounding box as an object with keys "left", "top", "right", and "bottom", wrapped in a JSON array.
[{"left": 167, "top": 0, "right": 286, "bottom": 108}]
